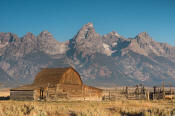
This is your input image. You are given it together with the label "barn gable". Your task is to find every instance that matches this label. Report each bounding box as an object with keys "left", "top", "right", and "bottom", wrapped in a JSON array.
[{"left": 59, "top": 68, "right": 82, "bottom": 85}]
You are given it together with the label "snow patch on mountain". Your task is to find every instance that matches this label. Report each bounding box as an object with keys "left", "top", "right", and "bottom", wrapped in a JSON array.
[
  {"left": 103, "top": 43, "right": 115, "bottom": 56},
  {"left": 112, "top": 42, "right": 117, "bottom": 47},
  {"left": 0, "top": 42, "right": 8, "bottom": 48}
]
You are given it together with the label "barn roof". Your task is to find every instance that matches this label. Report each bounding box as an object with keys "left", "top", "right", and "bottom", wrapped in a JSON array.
[
  {"left": 10, "top": 84, "right": 40, "bottom": 91},
  {"left": 11, "top": 67, "right": 83, "bottom": 91},
  {"left": 34, "top": 67, "right": 82, "bottom": 85}
]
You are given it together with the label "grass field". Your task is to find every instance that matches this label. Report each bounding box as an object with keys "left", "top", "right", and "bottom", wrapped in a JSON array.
[{"left": 0, "top": 100, "right": 175, "bottom": 116}]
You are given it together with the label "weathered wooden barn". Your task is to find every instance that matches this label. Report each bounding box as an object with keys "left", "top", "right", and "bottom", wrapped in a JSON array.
[{"left": 10, "top": 67, "right": 102, "bottom": 101}]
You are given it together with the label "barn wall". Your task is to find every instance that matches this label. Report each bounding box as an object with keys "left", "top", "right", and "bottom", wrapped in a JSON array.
[
  {"left": 33, "top": 89, "right": 40, "bottom": 100},
  {"left": 45, "top": 84, "right": 103, "bottom": 101},
  {"left": 82, "top": 85, "right": 102, "bottom": 100},
  {"left": 60, "top": 84, "right": 83, "bottom": 98},
  {"left": 46, "top": 84, "right": 84, "bottom": 101},
  {"left": 46, "top": 84, "right": 58, "bottom": 101},
  {"left": 10, "top": 90, "right": 34, "bottom": 100}
]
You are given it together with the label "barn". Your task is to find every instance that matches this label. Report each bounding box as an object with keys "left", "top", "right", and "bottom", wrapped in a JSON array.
[{"left": 10, "top": 67, "right": 102, "bottom": 101}]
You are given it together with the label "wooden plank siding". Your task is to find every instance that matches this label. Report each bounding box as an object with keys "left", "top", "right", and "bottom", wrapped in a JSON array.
[{"left": 10, "top": 90, "right": 34, "bottom": 100}]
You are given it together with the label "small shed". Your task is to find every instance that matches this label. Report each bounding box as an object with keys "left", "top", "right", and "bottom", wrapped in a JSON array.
[{"left": 10, "top": 67, "right": 102, "bottom": 101}]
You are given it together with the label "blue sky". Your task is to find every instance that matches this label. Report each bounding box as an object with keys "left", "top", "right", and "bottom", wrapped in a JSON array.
[{"left": 0, "top": 0, "right": 175, "bottom": 45}]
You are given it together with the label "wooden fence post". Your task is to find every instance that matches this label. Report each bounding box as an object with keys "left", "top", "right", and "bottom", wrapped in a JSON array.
[
  {"left": 55, "top": 84, "right": 58, "bottom": 100},
  {"left": 162, "top": 81, "right": 165, "bottom": 100}
]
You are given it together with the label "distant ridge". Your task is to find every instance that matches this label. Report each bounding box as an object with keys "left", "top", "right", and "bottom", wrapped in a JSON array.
[{"left": 0, "top": 23, "right": 175, "bottom": 87}]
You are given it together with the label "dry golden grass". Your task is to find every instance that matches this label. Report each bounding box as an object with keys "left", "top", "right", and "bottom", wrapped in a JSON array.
[{"left": 0, "top": 100, "right": 175, "bottom": 116}]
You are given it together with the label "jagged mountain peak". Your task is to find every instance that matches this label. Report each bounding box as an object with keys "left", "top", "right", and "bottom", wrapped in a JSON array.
[
  {"left": 0, "top": 32, "right": 19, "bottom": 43},
  {"left": 39, "top": 30, "right": 52, "bottom": 36},
  {"left": 23, "top": 32, "right": 35, "bottom": 38},
  {"left": 135, "top": 32, "right": 153, "bottom": 42},
  {"left": 79, "top": 22, "right": 95, "bottom": 33},
  {"left": 0, "top": 32, "right": 6, "bottom": 35},
  {"left": 103, "top": 31, "right": 121, "bottom": 39},
  {"left": 0, "top": 32, "right": 18, "bottom": 37},
  {"left": 73, "top": 22, "right": 99, "bottom": 43},
  {"left": 25, "top": 32, "right": 34, "bottom": 36},
  {"left": 126, "top": 31, "right": 175, "bottom": 57},
  {"left": 137, "top": 32, "right": 149, "bottom": 36},
  {"left": 109, "top": 31, "right": 120, "bottom": 37},
  {"left": 21, "top": 32, "right": 36, "bottom": 43},
  {"left": 41, "top": 30, "right": 49, "bottom": 33},
  {"left": 38, "top": 30, "right": 54, "bottom": 40},
  {"left": 0, "top": 32, "right": 13, "bottom": 35},
  {"left": 85, "top": 22, "right": 94, "bottom": 27}
]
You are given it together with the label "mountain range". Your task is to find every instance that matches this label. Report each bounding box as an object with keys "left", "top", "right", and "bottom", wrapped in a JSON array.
[{"left": 1, "top": 23, "right": 175, "bottom": 87}]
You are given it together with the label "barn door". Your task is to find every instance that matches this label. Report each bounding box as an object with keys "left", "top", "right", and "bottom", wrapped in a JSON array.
[{"left": 40, "top": 88, "right": 44, "bottom": 100}]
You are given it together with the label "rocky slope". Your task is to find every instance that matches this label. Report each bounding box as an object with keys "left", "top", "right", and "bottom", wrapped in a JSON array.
[{"left": 0, "top": 23, "right": 175, "bottom": 87}]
